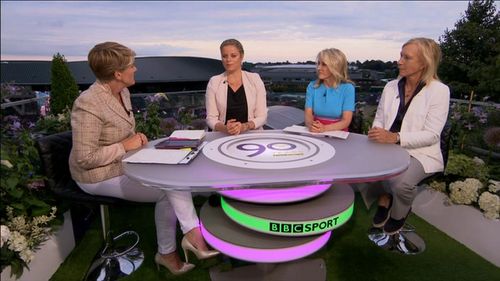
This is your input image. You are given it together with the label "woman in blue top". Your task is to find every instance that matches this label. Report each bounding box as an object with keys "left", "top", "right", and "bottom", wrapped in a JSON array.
[{"left": 305, "top": 48, "right": 355, "bottom": 132}]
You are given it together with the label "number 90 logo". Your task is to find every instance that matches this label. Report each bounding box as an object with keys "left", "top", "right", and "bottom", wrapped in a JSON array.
[{"left": 236, "top": 142, "right": 297, "bottom": 157}]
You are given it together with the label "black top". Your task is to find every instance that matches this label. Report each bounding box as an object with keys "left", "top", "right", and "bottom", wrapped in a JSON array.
[
  {"left": 389, "top": 78, "right": 426, "bottom": 133},
  {"left": 225, "top": 85, "right": 248, "bottom": 124}
]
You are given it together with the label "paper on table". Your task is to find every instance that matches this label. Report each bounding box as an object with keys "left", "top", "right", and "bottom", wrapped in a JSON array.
[
  {"left": 122, "top": 148, "right": 190, "bottom": 164},
  {"left": 170, "top": 130, "right": 205, "bottom": 140},
  {"left": 283, "top": 125, "right": 349, "bottom": 139}
]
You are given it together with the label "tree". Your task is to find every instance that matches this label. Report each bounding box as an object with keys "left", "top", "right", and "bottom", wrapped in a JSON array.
[
  {"left": 50, "top": 53, "right": 79, "bottom": 114},
  {"left": 439, "top": 0, "right": 500, "bottom": 101}
]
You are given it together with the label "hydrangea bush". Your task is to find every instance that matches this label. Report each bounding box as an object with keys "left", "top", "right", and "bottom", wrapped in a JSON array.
[{"left": 429, "top": 152, "right": 499, "bottom": 220}]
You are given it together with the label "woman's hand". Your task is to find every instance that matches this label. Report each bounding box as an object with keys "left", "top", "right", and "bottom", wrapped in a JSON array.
[
  {"left": 121, "top": 133, "right": 148, "bottom": 151},
  {"left": 226, "top": 119, "right": 243, "bottom": 135},
  {"left": 310, "top": 120, "right": 325, "bottom": 133},
  {"left": 368, "top": 127, "right": 398, "bottom": 144}
]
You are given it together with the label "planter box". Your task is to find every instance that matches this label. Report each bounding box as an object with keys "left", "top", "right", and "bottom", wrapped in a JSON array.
[
  {"left": 1, "top": 211, "right": 75, "bottom": 281},
  {"left": 412, "top": 188, "right": 500, "bottom": 267}
]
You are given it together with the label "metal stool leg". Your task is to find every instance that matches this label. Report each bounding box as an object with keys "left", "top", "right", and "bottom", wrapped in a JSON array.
[
  {"left": 85, "top": 205, "right": 145, "bottom": 281},
  {"left": 367, "top": 223, "right": 426, "bottom": 255}
]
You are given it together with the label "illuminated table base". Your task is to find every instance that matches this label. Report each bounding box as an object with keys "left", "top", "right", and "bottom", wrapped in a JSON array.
[
  {"left": 200, "top": 204, "right": 331, "bottom": 263},
  {"left": 217, "top": 183, "right": 331, "bottom": 204},
  {"left": 220, "top": 184, "right": 354, "bottom": 236}
]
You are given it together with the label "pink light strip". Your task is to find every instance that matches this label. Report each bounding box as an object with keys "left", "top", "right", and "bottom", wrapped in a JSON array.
[
  {"left": 217, "top": 184, "right": 331, "bottom": 204},
  {"left": 200, "top": 222, "right": 332, "bottom": 263}
]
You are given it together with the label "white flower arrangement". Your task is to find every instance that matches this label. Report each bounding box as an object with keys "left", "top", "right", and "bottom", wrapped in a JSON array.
[
  {"left": 488, "top": 179, "right": 500, "bottom": 193},
  {"left": 1, "top": 206, "right": 57, "bottom": 265},
  {"left": 449, "top": 178, "right": 483, "bottom": 205},
  {"left": 478, "top": 192, "right": 500, "bottom": 220}
]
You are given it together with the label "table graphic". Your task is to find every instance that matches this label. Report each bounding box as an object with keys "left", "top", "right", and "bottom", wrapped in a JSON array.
[{"left": 203, "top": 133, "right": 335, "bottom": 169}]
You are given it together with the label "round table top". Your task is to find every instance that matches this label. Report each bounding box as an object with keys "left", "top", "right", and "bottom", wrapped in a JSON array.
[{"left": 123, "top": 130, "right": 410, "bottom": 191}]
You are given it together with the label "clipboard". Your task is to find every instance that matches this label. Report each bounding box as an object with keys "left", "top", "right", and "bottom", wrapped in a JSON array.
[{"left": 122, "top": 141, "right": 207, "bottom": 165}]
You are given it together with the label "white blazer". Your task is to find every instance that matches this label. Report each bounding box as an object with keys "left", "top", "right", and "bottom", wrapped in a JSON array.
[
  {"left": 205, "top": 71, "right": 268, "bottom": 130},
  {"left": 372, "top": 78, "right": 450, "bottom": 173}
]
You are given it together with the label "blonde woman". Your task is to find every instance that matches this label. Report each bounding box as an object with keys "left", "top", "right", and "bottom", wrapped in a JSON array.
[
  {"left": 305, "top": 48, "right": 355, "bottom": 133},
  {"left": 69, "top": 42, "right": 218, "bottom": 276},
  {"left": 368, "top": 38, "right": 450, "bottom": 234},
  {"left": 205, "top": 38, "right": 267, "bottom": 135}
]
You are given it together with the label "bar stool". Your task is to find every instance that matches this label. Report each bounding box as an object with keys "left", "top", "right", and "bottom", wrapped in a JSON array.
[{"left": 35, "top": 131, "right": 144, "bottom": 280}]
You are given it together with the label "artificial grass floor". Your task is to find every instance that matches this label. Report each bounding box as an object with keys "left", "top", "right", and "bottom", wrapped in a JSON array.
[{"left": 50, "top": 194, "right": 500, "bottom": 281}]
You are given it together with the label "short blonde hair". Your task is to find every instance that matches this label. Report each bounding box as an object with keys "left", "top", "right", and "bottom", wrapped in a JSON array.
[
  {"left": 88, "top": 42, "right": 136, "bottom": 82},
  {"left": 315, "top": 48, "right": 352, "bottom": 88},
  {"left": 220, "top": 39, "right": 244, "bottom": 55},
  {"left": 402, "top": 37, "right": 441, "bottom": 84}
]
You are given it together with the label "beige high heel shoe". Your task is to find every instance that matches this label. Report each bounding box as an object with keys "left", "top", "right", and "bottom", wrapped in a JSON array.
[
  {"left": 181, "top": 236, "right": 220, "bottom": 263},
  {"left": 154, "top": 252, "right": 195, "bottom": 275}
]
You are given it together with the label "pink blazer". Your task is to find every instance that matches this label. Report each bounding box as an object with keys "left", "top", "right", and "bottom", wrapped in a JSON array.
[{"left": 205, "top": 71, "right": 268, "bottom": 130}]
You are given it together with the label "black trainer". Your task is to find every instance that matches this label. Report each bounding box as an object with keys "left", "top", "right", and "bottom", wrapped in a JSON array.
[
  {"left": 372, "top": 196, "right": 392, "bottom": 228},
  {"left": 384, "top": 208, "right": 411, "bottom": 235}
]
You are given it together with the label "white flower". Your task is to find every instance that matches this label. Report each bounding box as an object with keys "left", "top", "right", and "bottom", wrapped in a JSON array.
[
  {"left": 1, "top": 225, "right": 11, "bottom": 247},
  {"left": 472, "top": 156, "right": 485, "bottom": 165},
  {"left": 19, "top": 249, "right": 35, "bottom": 263},
  {"left": 488, "top": 180, "right": 500, "bottom": 193},
  {"left": 7, "top": 231, "right": 29, "bottom": 253},
  {"left": 478, "top": 192, "right": 500, "bottom": 220},
  {"left": 1, "top": 159, "right": 13, "bottom": 168},
  {"left": 449, "top": 178, "right": 482, "bottom": 205}
]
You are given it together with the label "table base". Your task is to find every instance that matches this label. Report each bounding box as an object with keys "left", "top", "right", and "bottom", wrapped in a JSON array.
[{"left": 209, "top": 258, "right": 326, "bottom": 281}]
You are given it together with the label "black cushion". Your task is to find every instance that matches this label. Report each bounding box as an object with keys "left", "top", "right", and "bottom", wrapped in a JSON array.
[{"left": 35, "top": 131, "right": 130, "bottom": 205}]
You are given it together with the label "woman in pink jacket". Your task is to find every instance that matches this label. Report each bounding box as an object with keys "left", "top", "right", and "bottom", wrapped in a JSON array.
[
  {"left": 205, "top": 39, "right": 267, "bottom": 135},
  {"left": 368, "top": 38, "right": 450, "bottom": 234}
]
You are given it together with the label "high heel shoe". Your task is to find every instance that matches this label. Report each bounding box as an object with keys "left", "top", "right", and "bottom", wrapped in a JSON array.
[
  {"left": 154, "top": 252, "right": 195, "bottom": 275},
  {"left": 181, "top": 236, "right": 220, "bottom": 263}
]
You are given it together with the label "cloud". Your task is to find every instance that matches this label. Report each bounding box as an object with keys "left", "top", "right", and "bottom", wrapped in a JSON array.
[{"left": 1, "top": 1, "right": 471, "bottom": 62}]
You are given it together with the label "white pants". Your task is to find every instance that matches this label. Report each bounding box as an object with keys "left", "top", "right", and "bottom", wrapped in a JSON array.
[{"left": 77, "top": 175, "right": 199, "bottom": 254}]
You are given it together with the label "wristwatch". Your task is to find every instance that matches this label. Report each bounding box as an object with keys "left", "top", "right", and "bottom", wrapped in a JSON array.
[{"left": 396, "top": 133, "right": 400, "bottom": 144}]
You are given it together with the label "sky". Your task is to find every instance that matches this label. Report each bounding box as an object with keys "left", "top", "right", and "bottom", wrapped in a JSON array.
[{"left": 1, "top": 1, "right": 474, "bottom": 63}]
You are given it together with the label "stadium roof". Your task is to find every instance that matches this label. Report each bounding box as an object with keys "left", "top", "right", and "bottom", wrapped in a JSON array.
[{"left": 1, "top": 56, "right": 224, "bottom": 86}]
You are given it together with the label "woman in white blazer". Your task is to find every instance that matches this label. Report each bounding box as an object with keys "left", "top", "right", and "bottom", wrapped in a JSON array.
[
  {"left": 367, "top": 38, "right": 450, "bottom": 234},
  {"left": 205, "top": 39, "right": 267, "bottom": 135}
]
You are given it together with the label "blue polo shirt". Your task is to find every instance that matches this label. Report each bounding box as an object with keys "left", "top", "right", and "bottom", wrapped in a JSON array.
[{"left": 304, "top": 81, "right": 355, "bottom": 119}]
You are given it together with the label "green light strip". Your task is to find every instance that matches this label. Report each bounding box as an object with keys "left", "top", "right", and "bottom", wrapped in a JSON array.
[{"left": 221, "top": 197, "right": 354, "bottom": 236}]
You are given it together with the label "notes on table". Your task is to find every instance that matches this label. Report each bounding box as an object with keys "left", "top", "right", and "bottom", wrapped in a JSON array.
[
  {"left": 283, "top": 125, "right": 349, "bottom": 139},
  {"left": 123, "top": 141, "right": 207, "bottom": 165},
  {"left": 169, "top": 130, "right": 205, "bottom": 140}
]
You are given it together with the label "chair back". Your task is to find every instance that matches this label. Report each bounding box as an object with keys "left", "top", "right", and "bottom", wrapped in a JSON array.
[
  {"left": 348, "top": 104, "right": 364, "bottom": 134},
  {"left": 35, "top": 131, "right": 121, "bottom": 204},
  {"left": 440, "top": 119, "right": 453, "bottom": 169},
  {"left": 35, "top": 131, "right": 74, "bottom": 192}
]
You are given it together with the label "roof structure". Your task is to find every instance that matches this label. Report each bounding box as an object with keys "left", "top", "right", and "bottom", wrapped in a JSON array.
[{"left": 1, "top": 56, "right": 225, "bottom": 86}]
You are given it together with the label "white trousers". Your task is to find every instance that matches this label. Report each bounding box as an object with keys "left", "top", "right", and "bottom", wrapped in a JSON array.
[{"left": 77, "top": 175, "right": 199, "bottom": 254}]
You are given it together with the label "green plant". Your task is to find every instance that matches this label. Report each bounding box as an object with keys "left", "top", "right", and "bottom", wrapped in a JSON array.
[
  {"left": 34, "top": 107, "right": 72, "bottom": 135},
  {"left": 1, "top": 118, "right": 61, "bottom": 278},
  {"left": 135, "top": 93, "right": 168, "bottom": 140},
  {"left": 50, "top": 53, "right": 79, "bottom": 115},
  {"left": 445, "top": 152, "right": 490, "bottom": 183}
]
